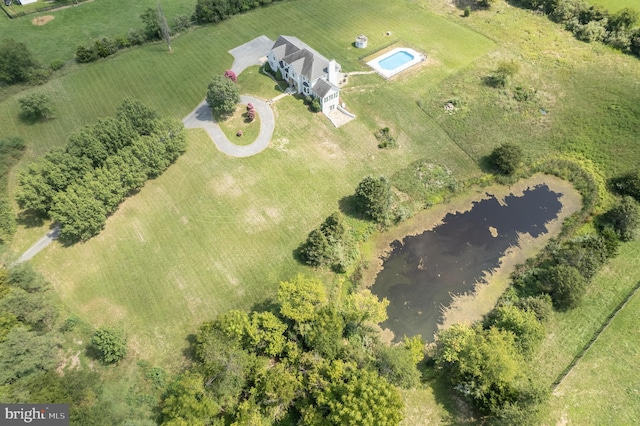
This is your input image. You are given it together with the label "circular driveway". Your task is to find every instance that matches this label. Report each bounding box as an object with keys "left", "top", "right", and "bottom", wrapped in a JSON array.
[{"left": 182, "top": 95, "right": 274, "bottom": 158}]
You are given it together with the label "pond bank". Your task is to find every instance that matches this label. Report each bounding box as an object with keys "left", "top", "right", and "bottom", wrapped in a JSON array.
[{"left": 362, "top": 174, "right": 583, "bottom": 342}]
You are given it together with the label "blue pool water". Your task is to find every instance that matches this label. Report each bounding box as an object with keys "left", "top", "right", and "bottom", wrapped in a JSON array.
[{"left": 378, "top": 51, "right": 415, "bottom": 71}]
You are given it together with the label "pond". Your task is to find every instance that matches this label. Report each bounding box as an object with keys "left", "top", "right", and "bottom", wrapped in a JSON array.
[{"left": 371, "top": 184, "right": 565, "bottom": 342}]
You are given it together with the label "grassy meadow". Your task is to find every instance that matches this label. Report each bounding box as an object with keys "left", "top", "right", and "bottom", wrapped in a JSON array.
[
  {"left": 2, "top": 0, "right": 640, "bottom": 422},
  {"left": 589, "top": 0, "right": 639, "bottom": 12},
  {"left": 0, "top": 0, "right": 197, "bottom": 64},
  {"left": 4, "top": 0, "right": 495, "bottom": 367}
]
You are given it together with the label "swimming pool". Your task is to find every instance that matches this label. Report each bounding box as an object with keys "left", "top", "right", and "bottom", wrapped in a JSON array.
[{"left": 367, "top": 47, "right": 425, "bottom": 79}]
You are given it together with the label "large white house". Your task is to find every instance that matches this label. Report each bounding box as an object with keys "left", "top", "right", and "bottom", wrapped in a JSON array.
[{"left": 267, "top": 36, "right": 341, "bottom": 115}]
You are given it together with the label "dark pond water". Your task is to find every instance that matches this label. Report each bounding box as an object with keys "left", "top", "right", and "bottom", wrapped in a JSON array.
[{"left": 371, "top": 184, "right": 563, "bottom": 342}]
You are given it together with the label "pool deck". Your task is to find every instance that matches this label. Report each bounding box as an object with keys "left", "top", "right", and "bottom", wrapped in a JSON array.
[{"left": 366, "top": 47, "right": 426, "bottom": 79}]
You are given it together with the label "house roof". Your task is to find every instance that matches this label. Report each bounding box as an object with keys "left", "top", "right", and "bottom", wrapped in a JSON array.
[
  {"left": 271, "top": 36, "right": 331, "bottom": 82},
  {"left": 312, "top": 79, "right": 338, "bottom": 98}
]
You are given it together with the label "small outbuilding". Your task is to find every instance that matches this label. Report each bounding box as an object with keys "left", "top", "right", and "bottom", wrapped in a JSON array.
[{"left": 355, "top": 34, "right": 368, "bottom": 49}]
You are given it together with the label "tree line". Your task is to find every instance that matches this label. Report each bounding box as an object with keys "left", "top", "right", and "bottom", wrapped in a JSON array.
[
  {"left": 159, "top": 274, "right": 421, "bottom": 425},
  {"left": 0, "top": 263, "right": 134, "bottom": 423},
  {"left": 16, "top": 98, "right": 187, "bottom": 243},
  {"left": 506, "top": 0, "right": 640, "bottom": 57}
]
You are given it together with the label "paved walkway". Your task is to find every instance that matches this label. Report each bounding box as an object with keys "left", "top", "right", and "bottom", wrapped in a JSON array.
[{"left": 16, "top": 225, "right": 59, "bottom": 264}]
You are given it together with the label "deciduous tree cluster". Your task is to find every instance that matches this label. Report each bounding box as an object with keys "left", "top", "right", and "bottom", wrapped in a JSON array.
[
  {"left": 16, "top": 99, "right": 187, "bottom": 243},
  {"left": 160, "top": 274, "right": 416, "bottom": 425}
]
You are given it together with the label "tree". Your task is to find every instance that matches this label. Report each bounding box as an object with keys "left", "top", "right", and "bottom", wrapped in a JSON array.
[
  {"left": 277, "top": 274, "right": 327, "bottom": 324},
  {"left": 141, "top": 7, "right": 162, "bottom": 40},
  {"left": 91, "top": 327, "right": 127, "bottom": 364},
  {"left": 116, "top": 98, "right": 160, "bottom": 136},
  {"left": 246, "top": 312, "right": 287, "bottom": 357},
  {"left": 344, "top": 289, "right": 389, "bottom": 327},
  {"left": 50, "top": 183, "right": 109, "bottom": 242},
  {"left": 611, "top": 170, "right": 640, "bottom": 201},
  {"left": 18, "top": 93, "right": 54, "bottom": 120},
  {"left": 434, "top": 324, "right": 532, "bottom": 414},
  {"left": 488, "top": 60, "right": 519, "bottom": 87},
  {"left": 206, "top": 75, "right": 240, "bottom": 116},
  {"left": 254, "top": 363, "right": 301, "bottom": 421},
  {"left": 603, "top": 196, "right": 640, "bottom": 242},
  {"left": 0, "top": 326, "right": 57, "bottom": 384},
  {"left": 607, "top": 7, "right": 638, "bottom": 32},
  {"left": 75, "top": 45, "right": 98, "bottom": 63},
  {"left": 162, "top": 372, "right": 221, "bottom": 423},
  {"left": 546, "top": 264, "right": 587, "bottom": 310},
  {"left": 0, "top": 39, "right": 39, "bottom": 84},
  {"left": 374, "top": 345, "right": 421, "bottom": 389},
  {"left": 194, "top": 0, "right": 230, "bottom": 23},
  {"left": 484, "top": 305, "right": 545, "bottom": 356},
  {"left": 354, "top": 176, "right": 393, "bottom": 223},
  {"left": 300, "top": 228, "right": 331, "bottom": 267},
  {"left": 157, "top": 2, "right": 172, "bottom": 51},
  {"left": 319, "top": 369, "right": 404, "bottom": 426},
  {"left": 490, "top": 143, "right": 523, "bottom": 175}
]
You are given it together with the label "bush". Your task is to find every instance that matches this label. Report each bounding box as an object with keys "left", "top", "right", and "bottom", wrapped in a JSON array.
[
  {"left": 375, "top": 127, "right": 397, "bottom": 149},
  {"left": 310, "top": 98, "right": 321, "bottom": 113},
  {"left": 127, "top": 29, "right": 147, "bottom": 46},
  {"left": 94, "top": 37, "right": 118, "bottom": 58},
  {"left": 114, "top": 36, "right": 131, "bottom": 49},
  {"left": 464, "top": 6, "right": 471, "bottom": 17},
  {"left": 490, "top": 143, "right": 523, "bottom": 175},
  {"left": 75, "top": 45, "right": 98, "bottom": 63},
  {"left": 172, "top": 14, "right": 192, "bottom": 33},
  {"left": 275, "top": 68, "right": 283, "bottom": 81},
  {"left": 602, "top": 196, "right": 640, "bottom": 241},
  {"left": 0, "top": 39, "right": 39, "bottom": 84},
  {"left": 610, "top": 170, "right": 640, "bottom": 201},
  {"left": 91, "top": 327, "right": 127, "bottom": 364},
  {"left": 513, "top": 86, "right": 537, "bottom": 102},
  {"left": 49, "top": 60, "right": 65, "bottom": 71},
  {"left": 224, "top": 69, "right": 237, "bottom": 83}
]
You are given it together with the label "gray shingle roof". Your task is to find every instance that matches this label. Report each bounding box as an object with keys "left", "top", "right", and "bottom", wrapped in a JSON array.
[
  {"left": 271, "top": 36, "right": 330, "bottom": 82},
  {"left": 312, "top": 79, "right": 338, "bottom": 98}
]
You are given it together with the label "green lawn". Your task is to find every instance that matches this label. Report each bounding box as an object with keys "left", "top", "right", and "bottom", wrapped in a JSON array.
[{"left": 0, "top": 0, "right": 196, "bottom": 64}]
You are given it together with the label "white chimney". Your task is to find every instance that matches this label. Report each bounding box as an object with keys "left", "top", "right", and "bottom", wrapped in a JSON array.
[{"left": 328, "top": 59, "right": 337, "bottom": 85}]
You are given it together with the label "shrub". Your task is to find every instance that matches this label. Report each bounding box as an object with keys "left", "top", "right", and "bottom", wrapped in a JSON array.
[
  {"left": 310, "top": 98, "right": 321, "bottom": 113},
  {"left": 127, "top": 29, "right": 146, "bottom": 46},
  {"left": 464, "top": 6, "right": 471, "bottom": 16},
  {"left": 275, "top": 68, "right": 283, "bottom": 81},
  {"left": 75, "top": 45, "right": 98, "bottom": 63},
  {"left": 91, "top": 327, "right": 127, "bottom": 364},
  {"left": 513, "top": 86, "right": 537, "bottom": 102},
  {"left": 490, "top": 143, "right": 523, "bottom": 175},
  {"left": 246, "top": 109, "right": 256, "bottom": 122},
  {"left": 172, "top": 14, "right": 192, "bottom": 33},
  {"left": 375, "top": 127, "right": 397, "bottom": 149},
  {"left": 224, "top": 69, "right": 237, "bottom": 83},
  {"left": 94, "top": 37, "right": 118, "bottom": 58},
  {"left": 602, "top": 196, "right": 640, "bottom": 241},
  {"left": 610, "top": 170, "right": 640, "bottom": 201},
  {"left": 49, "top": 60, "right": 65, "bottom": 71},
  {"left": 114, "top": 36, "right": 131, "bottom": 49}
]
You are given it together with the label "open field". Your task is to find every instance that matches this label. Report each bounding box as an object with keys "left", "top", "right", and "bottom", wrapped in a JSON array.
[
  {"left": 589, "top": 0, "right": 639, "bottom": 12},
  {"left": 4, "top": 0, "right": 496, "bottom": 366},
  {"left": 540, "top": 242, "right": 640, "bottom": 424},
  {"left": 3, "top": 0, "right": 640, "bottom": 421},
  {"left": 0, "top": 0, "right": 196, "bottom": 64}
]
